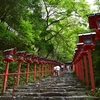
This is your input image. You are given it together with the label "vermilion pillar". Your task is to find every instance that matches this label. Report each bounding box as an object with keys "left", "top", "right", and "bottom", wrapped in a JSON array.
[
  {"left": 2, "top": 62, "right": 9, "bottom": 93},
  {"left": 42, "top": 63, "right": 44, "bottom": 77},
  {"left": 38, "top": 64, "right": 41, "bottom": 79},
  {"left": 26, "top": 63, "right": 30, "bottom": 83},
  {"left": 75, "top": 62, "right": 78, "bottom": 77},
  {"left": 33, "top": 56, "right": 39, "bottom": 81},
  {"left": 80, "top": 59, "right": 84, "bottom": 82},
  {"left": 87, "top": 49, "right": 96, "bottom": 92},
  {"left": 16, "top": 51, "right": 26, "bottom": 86},
  {"left": 83, "top": 55, "right": 89, "bottom": 86},
  {"left": 25, "top": 53, "right": 34, "bottom": 83},
  {"left": 78, "top": 61, "right": 81, "bottom": 80},
  {"left": 17, "top": 62, "right": 21, "bottom": 86},
  {"left": 34, "top": 63, "right": 36, "bottom": 81}
]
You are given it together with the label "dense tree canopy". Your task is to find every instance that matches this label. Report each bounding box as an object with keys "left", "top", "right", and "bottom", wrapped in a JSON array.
[{"left": 0, "top": 0, "right": 92, "bottom": 62}]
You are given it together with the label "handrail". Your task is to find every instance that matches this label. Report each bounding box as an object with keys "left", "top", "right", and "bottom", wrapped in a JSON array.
[{"left": 0, "top": 48, "right": 60, "bottom": 93}]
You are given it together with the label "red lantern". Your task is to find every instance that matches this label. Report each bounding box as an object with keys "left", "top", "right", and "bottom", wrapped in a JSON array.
[
  {"left": 26, "top": 53, "right": 34, "bottom": 63},
  {"left": 88, "top": 13, "right": 100, "bottom": 29},
  {"left": 33, "top": 56, "right": 39, "bottom": 64},
  {"left": 88, "top": 14, "right": 96, "bottom": 29},
  {"left": 16, "top": 51, "right": 26, "bottom": 62},
  {"left": 95, "top": 13, "right": 100, "bottom": 29},
  {"left": 78, "top": 32, "right": 96, "bottom": 44},
  {"left": 3, "top": 48, "right": 16, "bottom": 62}
]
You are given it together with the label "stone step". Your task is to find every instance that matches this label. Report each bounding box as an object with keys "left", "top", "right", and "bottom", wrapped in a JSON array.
[
  {"left": 15, "top": 91, "right": 87, "bottom": 96},
  {"left": 0, "top": 95, "right": 99, "bottom": 100},
  {"left": 2, "top": 87, "right": 87, "bottom": 96},
  {"left": 3, "top": 84, "right": 85, "bottom": 95},
  {"left": 16, "top": 82, "right": 82, "bottom": 89},
  {"left": 3, "top": 88, "right": 86, "bottom": 96}
]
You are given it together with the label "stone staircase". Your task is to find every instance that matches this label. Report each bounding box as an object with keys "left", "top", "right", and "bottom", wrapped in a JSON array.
[{"left": 0, "top": 71, "right": 99, "bottom": 100}]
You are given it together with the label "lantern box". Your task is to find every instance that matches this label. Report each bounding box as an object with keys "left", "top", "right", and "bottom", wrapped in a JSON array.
[
  {"left": 78, "top": 32, "right": 96, "bottom": 50},
  {"left": 88, "top": 13, "right": 100, "bottom": 29},
  {"left": 39, "top": 57, "right": 44, "bottom": 64},
  {"left": 83, "top": 32, "right": 96, "bottom": 44},
  {"left": 26, "top": 53, "right": 34, "bottom": 63},
  {"left": 78, "top": 32, "right": 96, "bottom": 44},
  {"left": 16, "top": 51, "right": 26, "bottom": 62},
  {"left": 3, "top": 48, "right": 16, "bottom": 62},
  {"left": 88, "top": 14, "right": 96, "bottom": 29},
  {"left": 33, "top": 56, "right": 39, "bottom": 64}
]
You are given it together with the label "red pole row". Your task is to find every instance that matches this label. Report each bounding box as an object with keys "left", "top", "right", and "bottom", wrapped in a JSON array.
[
  {"left": 72, "top": 33, "right": 96, "bottom": 92},
  {"left": 0, "top": 48, "right": 59, "bottom": 93},
  {"left": 73, "top": 13, "right": 100, "bottom": 93},
  {"left": 73, "top": 49, "right": 96, "bottom": 92}
]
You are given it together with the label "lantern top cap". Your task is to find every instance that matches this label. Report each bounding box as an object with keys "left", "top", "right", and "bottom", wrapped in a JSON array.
[
  {"left": 88, "top": 13, "right": 100, "bottom": 17},
  {"left": 17, "top": 51, "right": 26, "bottom": 53},
  {"left": 95, "top": 13, "right": 100, "bottom": 15},
  {"left": 17, "top": 51, "right": 26, "bottom": 55},
  {"left": 34, "top": 56, "right": 40, "bottom": 59},
  {"left": 78, "top": 32, "right": 96, "bottom": 37},
  {"left": 88, "top": 14, "right": 95, "bottom": 17},
  {"left": 77, "top": 43, "right": 84, "bottom": 46},
  {"left": 26, "top": 53, "right": 33, "bottom": 56},
  {"left": 83, "top": 32, "right": 96, "bottom": 36},
  {"left": 78, "top": 34, "right": 83, "bottom": 37},
  {"left": 39, "top": 56, "right": 44, "bottom": 59},
  {"left": 4, "top": 48, "right": 15, "bottom": 52}
]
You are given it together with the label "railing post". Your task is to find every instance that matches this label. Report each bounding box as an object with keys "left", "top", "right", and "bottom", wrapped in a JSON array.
[
  {"left": 33, "top": 56, "right": 39, "bottom": 81},
  {"left": 38, "top": 64, "right": 41, "bottom": 79},
  {"left": 17, "top": 62, "right": 21, "bottom": 86},
  {"left": 50, "top": 64, "right": 52, "bottom": 75},
  {"left": 16, "top": 51, "right": 26, "bottom": 86},
  {"left": 42, "top": 64, "right": 44, "bottom": 77},
  {"left": 80, "top": 59, "right": 84, "bottom": 83},
  {"left": 2, "top": 62, "right": 9, "bottom": 93},
  {"left": 44, "top": 64, "right": 46, "bottom": 76},
  {"left": 33, "top": 63, "right": 36, "bottom": 81},
  {"left": 26, "top": 63, "right": 30, "bottom": 83},
  {"left": 75, "top": 63, "right": 77, "bottom": 76},
  {"left": 83, "top": 55, "right": 89, "bottom": 86},
  {"left": 78, "top": 61, "right": 81, "bottom": 80},
  {"left": 76, "top": 63, "right": 79, "bottom": 78},
  {"left": 87, "top": 49, "right": 96, "bottom": 92},
  {"left": 12, "top": 75, "right": 17, "bottom": 100},
  {"left": 25, "top": 53, "right": 34, "bottom": 83}
]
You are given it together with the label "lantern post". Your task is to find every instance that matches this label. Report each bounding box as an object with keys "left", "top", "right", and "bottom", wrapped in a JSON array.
[
  {"left": 38, "top": 57, "right": 44, "bottom": 79},
  {"left": 40, "top": 57, "right": 46, "bottom": 77},
  {"left": 33, "top": 56, "right": 39, "bottom": 81},
  {"left": 25, "top": 53, "right": 34, "bottom": 83},
  {"left": 2, "top": 48, "right": 16, "bottom": 93},
  {"left": 16, "top": 51, "right": 26, "bottom": 86},
  {"left": 88, "top": 13, "right": 100, "bottom": 40}
]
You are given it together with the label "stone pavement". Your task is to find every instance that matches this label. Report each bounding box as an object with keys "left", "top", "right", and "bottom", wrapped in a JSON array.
[{"left": 0, "top": 70, "right": 99, "bottom": 100}]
